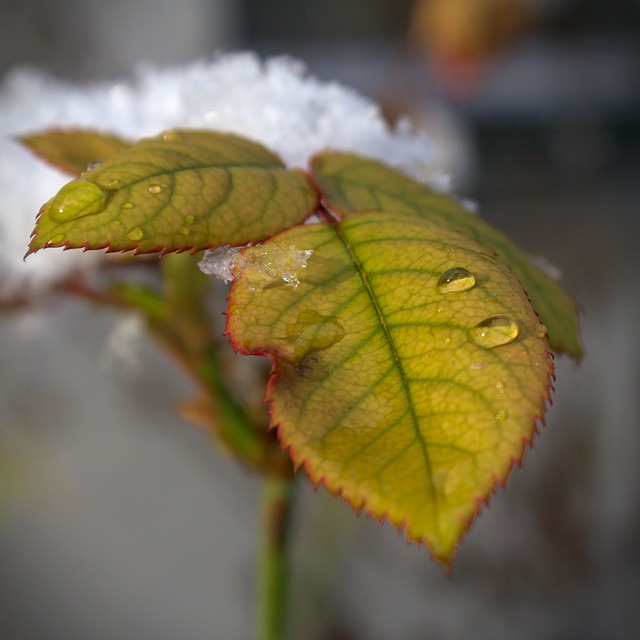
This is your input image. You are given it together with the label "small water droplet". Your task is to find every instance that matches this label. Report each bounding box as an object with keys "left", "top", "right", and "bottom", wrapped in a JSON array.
[
  {"left": 436, "top": 267, "right": 476, "bottom": 293},
  {"left": 147, "top": 184, "right": 162, "bottom": 194},
  {"left": 50, "top": 180, "right": 107, "bottom": 223},
  {"left": 492, "top": 410, "right": 508, "bottom": 423},
  {"left": 162, "top": 131, "right": 180, "bottom": 142},
  {"left": 444, "top": 337, "right": 451, "bottom": 345},
  {"left": 178, "top": 226, "right": 190, "bottom": 236},
  {"left": 126, "top": 227, "right": 144, "bottom": 242},
  {"left": 468, "top": 316, "right": 519, "bottom": 349},
  {"left": 105, "top": 178, "right": 120, "bottom": 189},
  {"left": 535, "top": 324, "right": 548, "bottom": 339},
  {"left": 85, "top": 160, "right": 102, "bottom": 171},
  {"left": 184, "top": 215, "right": 195, "bottom": 225},
  {"left": 496, "top": 381, "right": 505, "bottom": 394},
  {"left": 120, "top": 202, "right": 134, "bottom": 210},
  {"left": 470, "top": 362, "right": 485, "bottom": 370},
  {"left": 48, "top": 233, "right": 65, "bottom": 245}
]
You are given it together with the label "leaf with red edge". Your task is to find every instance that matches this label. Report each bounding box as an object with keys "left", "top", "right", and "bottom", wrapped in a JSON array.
[
  {"left": 310, "top": 151, "right": 581, "bottom": 359},
  {"left": 226, "top": 211, "right": 553, "bottom": 567},
  {"left": 27, "top": 130, "right": 318, "bottom": 256}
]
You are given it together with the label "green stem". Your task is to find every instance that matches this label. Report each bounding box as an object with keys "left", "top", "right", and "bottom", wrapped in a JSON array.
[{"left": 257, "top": 473, "right": 295, "bottom": 640}]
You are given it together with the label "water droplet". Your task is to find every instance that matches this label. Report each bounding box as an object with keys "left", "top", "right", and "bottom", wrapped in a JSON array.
[
  {"left": 285, "top": 309, "right": 345, "bottom": 360},
  {"left": 48, "top": 233, "right": 65, "bottom": 245},
  {"left": 85, "top": 160, "right": 102, "bottom": 171},
  {"left": 126, "top": 227, "right": 144, "bottom": 242},
  {"left": 49, "top": 179, "right": 107, "bottom": 223},
  {"left": 492, "top": 410, "right": 508, "bottom": 423},
  {"left": 178, "top": 226, "right": 190, "bottom": 236},
  {"left": 184, "top": 215, "right": 195, "bottom": 225},
  {"left": 496, "top": 381, "right": 505, "bottom": 394},
  {"left": 147, "top": 184, "right": 162, "bottom": 194},
  {"left": 120, "top": 202, "right": 134, "bottom": 210},
  {"left": 535, "top": 324, "right": 548, "bottom": 339},
  {"left": 467, "top": 316, "right": 519, "bottom": 349},
  {"left": 105, "top": 178, "right": 120, "bottom": 189},
  {"left": 470, "top": 362, "right": 485, "bottom": 370},
  {"left": 162, "top": 131, "right": 180, "bottom": 142},
  {"left": 436, "top": 267, "right": 476, "bottom": 294},
  {"left": 444, "top": 337, "right": 451, "bottom": 345}
]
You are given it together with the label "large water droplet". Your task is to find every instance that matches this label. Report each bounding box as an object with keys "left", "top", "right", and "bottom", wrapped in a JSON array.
[
  {"left": 285, "top": 309, "right": 345, "bottom": 360},
  {"left": 48, "top": 233, "right": 66, "bottom": 245},
  {"left": 467, "top": 316, "right": 519, "bottom": 349},
  {"left": 126, "top": 227, "right": 144, "bottom": 242},
  {"left": 49, "top": 179, "right": 107, "bottom": 223},
  {"left": 147, "top": 183, "right": 162, "bottom": 194},
  {"left": 436, "top": 267, "right": 476, "bottom": 294}
]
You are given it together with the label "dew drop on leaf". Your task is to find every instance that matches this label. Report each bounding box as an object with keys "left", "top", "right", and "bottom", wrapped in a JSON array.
[
  {"left": 496, "top": 381, "right": 505, "bottom": 394},
  {"left": 48, "top": 233, "right": 65, "bottom": 245},
  {"left": 49, "top": 180, "right": 107, "bottom": 223},
  {"left": 184, "top": 215, "right": 195, "bottom": 225},
  {"left": 467, "top": 316, "right": 519, "bottom": 349},
  {"left": 126, "top": 227, "right": 144, "bottom": 242},
  {"left": 436, "top": 267, "right": 476, "bottom": 294},
  {"left": 120, "top": 202, "right": 134, "bottom": 210},
  {"left": 536, "top": 324, "right": 549, "bottom": 339},
  {"left": 179, "top": 226, "right": 190, "bottom": 236},
  {"left": 469, "top": 362, "right": 485, "bottom": 370},
  {"left": 147, "top": 184, "right": 163, "bottom": 194},
  {"left": 492, "top": 410, "right": 508, "bottom": 423}
]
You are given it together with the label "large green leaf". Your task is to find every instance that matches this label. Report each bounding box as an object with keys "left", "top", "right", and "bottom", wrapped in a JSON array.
[
  {"left": 28, "top": 130, "right": 318, "bottom": 256},
  {"left": 226, "top": 211, "right": 553, "bottom": 566},
  {"left": 19, "top": 129, "right": 130, "bottom": 176},
  {"left": 310, "top": 152, "right": 581, "bottom": 358}
]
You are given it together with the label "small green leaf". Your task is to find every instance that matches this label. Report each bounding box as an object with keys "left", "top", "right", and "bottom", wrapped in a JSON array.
[
  {"left": 311, "top": 152, "right": 582, "bottom": 358},
  {"left": 19, "top": 129, "right": 130, "bottom": 176},
  {"left": 227, "top": 211, "right": 553, "bottom": 566},
  {"left": 28, "top": 130, "right": 318, "bottom": 256}
]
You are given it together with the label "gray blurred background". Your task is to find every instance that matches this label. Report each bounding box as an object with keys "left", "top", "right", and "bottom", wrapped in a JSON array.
[{"left": 1, "top": 1, "right": 639, "bottom": 638}]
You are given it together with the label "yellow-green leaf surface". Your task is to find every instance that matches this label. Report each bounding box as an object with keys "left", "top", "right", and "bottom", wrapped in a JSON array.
[
  {"left": 28, "top": 130, "right": 318, "bottom": 256},
  {"left": 227, "top": 211, "right": 553, "bottom": 566},
  {"left": 311, "top": 152, "right": 581, "bottom": 358},
  {"left": 19, "top": 129, "right": 130, "bottom": 176}
]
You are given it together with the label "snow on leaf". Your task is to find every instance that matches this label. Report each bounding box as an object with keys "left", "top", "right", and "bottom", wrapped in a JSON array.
[{"left": 226, "top": 211, "right": 553, "bottom": 567}]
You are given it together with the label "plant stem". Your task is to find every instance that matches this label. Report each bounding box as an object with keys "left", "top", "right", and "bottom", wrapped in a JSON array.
[{"left": 257, "top": 473, "right": 295, "bottom": 640}]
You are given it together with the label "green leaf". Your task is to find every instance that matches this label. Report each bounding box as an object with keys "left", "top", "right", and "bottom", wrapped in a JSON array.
[
  {"left": 28, "top": 130, "right": 318, "bottom": 256},
  {"left": 19, "top": 129, "right": 130, "bottom": 176},
  {"left": 226, "top": 211, "right": 553, "bottom": 566},
  {"left": 310, "top": 152, "right": 582, "bottom": 358}
]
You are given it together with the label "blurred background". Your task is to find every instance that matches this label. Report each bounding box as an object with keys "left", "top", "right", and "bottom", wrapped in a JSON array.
[{"left": 1, "top": 1, "right": 639, "bottom": 638}]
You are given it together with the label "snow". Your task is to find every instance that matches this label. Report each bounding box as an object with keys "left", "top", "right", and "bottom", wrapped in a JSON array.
[{"left": 0, "top": 52, "right": 440, "bottom": 298}]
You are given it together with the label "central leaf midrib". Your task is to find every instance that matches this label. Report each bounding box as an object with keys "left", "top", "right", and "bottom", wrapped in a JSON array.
[
  {"left": 91, "top": 160, "right": 290, "bottom": 194},
  {"left": 334, "top": 221, "right": 441, "bottom": 530}
]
